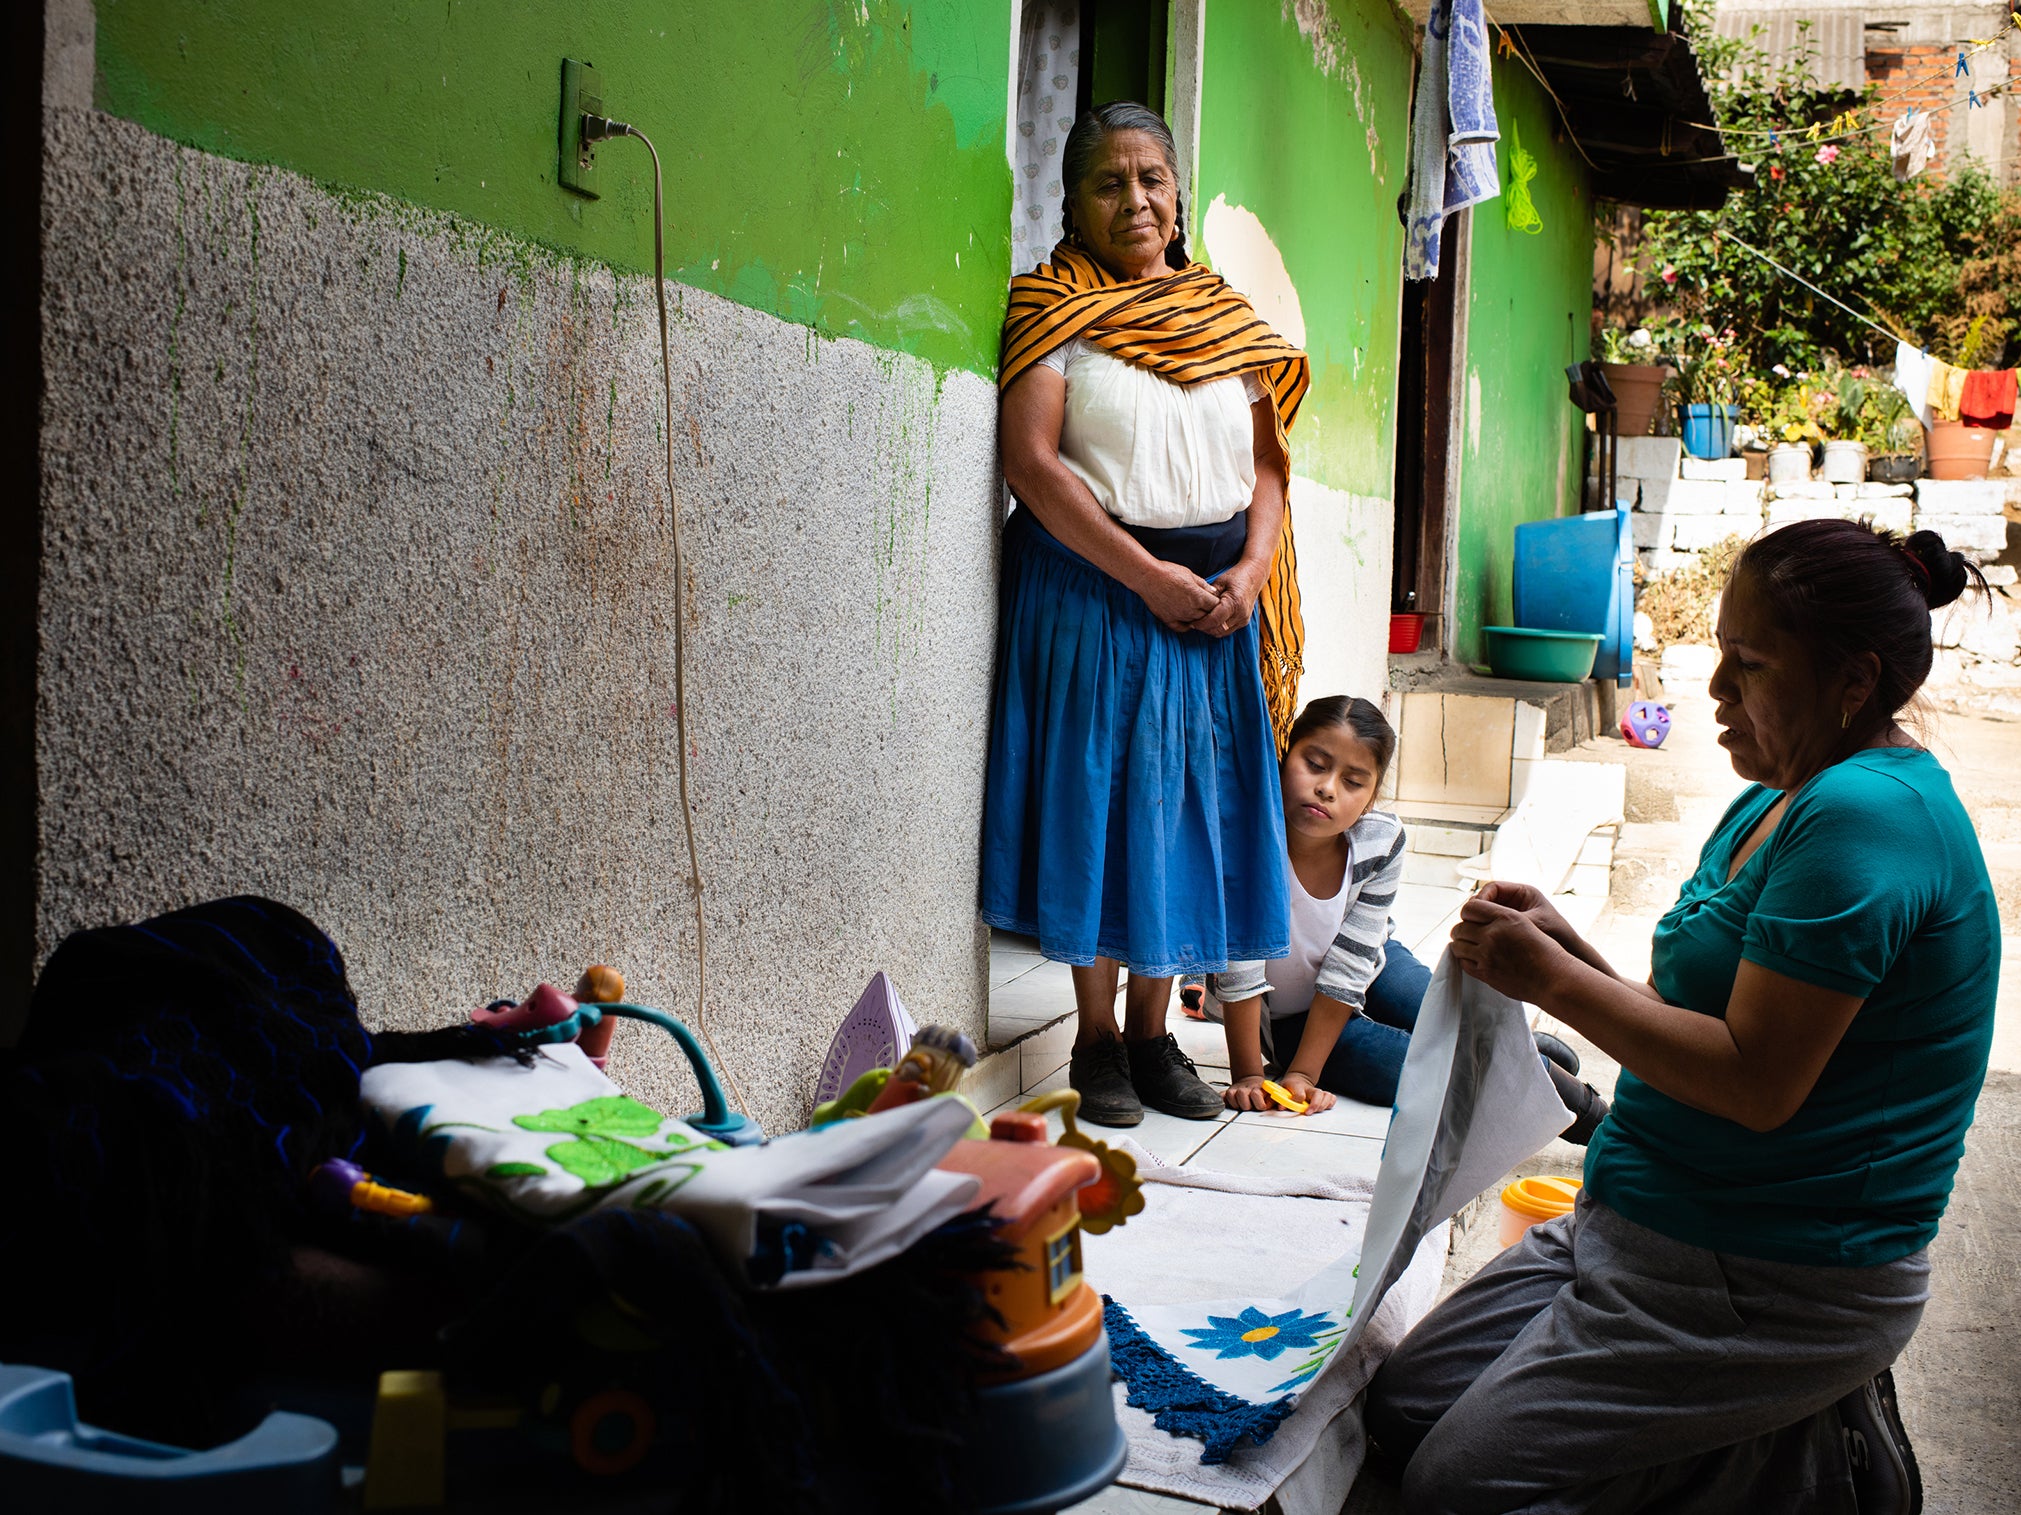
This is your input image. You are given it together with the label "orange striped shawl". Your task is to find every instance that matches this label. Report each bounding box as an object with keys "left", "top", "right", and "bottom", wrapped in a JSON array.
[{"left": 1000, "top": 242, "right": 1311, "bottom": 751}]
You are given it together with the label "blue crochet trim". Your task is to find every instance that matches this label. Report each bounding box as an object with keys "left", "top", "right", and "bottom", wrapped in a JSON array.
[{"left": 1103, "top": 1295, "right": 1299, "bottom": 1464}]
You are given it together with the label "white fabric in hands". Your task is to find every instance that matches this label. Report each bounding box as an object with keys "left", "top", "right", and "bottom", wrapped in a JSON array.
[
  {"left": 1100, "top": 949, "right": 1570, "bottom": 1495},
  {"left": 361, "top": 1045, "right": 979, "bottom": 1287}
]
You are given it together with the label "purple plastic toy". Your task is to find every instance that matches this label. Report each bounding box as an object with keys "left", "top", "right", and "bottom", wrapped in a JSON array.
[{"left": 1621, "top": 700, "right": 1672, "bottom": 749}]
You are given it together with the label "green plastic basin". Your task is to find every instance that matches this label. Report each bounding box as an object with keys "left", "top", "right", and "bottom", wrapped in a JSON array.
[{"left": 1483, "top": 627, "right": 1602, "bottom": 683}]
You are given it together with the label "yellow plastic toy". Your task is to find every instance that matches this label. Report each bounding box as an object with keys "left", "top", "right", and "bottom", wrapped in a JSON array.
[{"left": 1260, "top": 1079, "right": 1309, "bottom": 1115}]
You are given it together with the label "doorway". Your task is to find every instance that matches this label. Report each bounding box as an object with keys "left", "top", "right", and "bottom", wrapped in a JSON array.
[{"left": 1390, "top": 214, "right": 1469, "bottom": 658}]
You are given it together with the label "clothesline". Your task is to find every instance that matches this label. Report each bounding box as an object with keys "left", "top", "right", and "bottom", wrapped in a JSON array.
[
  {"left": 1490, "top": 12, "right": 2015, "bottom": 171},
  {"left": 1673, "top": 14, "right": 2019, "bottom": 144},
  {"left": 1718, "top": 234, "right": 1911, "bottom": 349}
]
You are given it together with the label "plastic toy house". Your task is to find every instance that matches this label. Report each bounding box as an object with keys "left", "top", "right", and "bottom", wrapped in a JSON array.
[
  {"left": 938, "top": 1110, "right": 1103, "bottom": 1378},
  {"left": 934, "top": 1111, "right": 1126, "bottom": 1513}
]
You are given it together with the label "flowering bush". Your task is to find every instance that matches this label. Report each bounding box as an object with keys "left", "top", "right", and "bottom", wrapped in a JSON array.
[
  {"left": 1741, "top": 372, "right": 1832, "bottom": 445},
  {"left": 1627, "top": 20, "right": 2014, "bottom": 371}
]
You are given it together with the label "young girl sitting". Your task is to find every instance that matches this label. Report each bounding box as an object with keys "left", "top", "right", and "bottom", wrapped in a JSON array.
[{"left": 1208, "top": 695, "right": 1608, "bottom": 1140}]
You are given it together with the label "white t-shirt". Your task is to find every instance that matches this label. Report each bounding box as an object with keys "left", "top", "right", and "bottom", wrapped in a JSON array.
[
  {"left": 1263, "top": 854, "right": 1354, "bottom": 1021},
  {"left": 1213, "top": 811, "right": 1407, "bottom": 1020},
  {"left": 1036, "top": 338, "right": 1267, "bottom": 529}
]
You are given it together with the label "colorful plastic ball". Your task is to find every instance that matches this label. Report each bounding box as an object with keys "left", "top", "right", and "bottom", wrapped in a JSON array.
[{"left": 1620, "top": 700, "right": 1672, "bottom": 749}]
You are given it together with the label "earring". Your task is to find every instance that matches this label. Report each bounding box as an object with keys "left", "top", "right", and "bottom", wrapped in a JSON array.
[{"left": 1841, "top": 710, "right": 1850, "bottom": 729}]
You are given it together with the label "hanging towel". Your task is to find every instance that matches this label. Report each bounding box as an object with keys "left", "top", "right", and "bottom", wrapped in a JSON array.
[
  {"left": 1960, "top": 367, "right": 2017, "bottom": 429},
  {"left": 1927, "top": 358, "right": 1966, "bottom": 423},
  {"left": 1895, "top": 341, "right": 1934, "bottom": 429},
  {"left": 1404, "top": 0, "right": 1501, "bottom": 280},
  {"left": 1891, "top": 110, "right": 1935, "bottom": 181}
]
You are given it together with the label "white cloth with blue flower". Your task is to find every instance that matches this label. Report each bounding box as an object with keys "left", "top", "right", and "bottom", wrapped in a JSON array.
[{"left": 1100, "top": 951, "right": 1571, "bottom": 1488}]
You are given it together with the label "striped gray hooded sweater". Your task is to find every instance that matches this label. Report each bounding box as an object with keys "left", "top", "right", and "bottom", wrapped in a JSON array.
[{"left": 1210, "top": 809, "right": 1408, "bottom": 1016}]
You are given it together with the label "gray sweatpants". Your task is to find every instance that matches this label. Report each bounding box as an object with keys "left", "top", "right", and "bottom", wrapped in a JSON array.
[{"left": 1364, "top": 1194, "right": 1929, "bottom": 1515}]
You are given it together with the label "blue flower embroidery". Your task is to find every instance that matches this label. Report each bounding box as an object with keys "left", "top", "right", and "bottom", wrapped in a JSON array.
[{"left": 1180, "top": 1306, "right": 1337, "bottom": 1363}]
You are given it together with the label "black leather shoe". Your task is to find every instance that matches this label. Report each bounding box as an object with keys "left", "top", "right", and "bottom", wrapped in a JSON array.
[
  {"left": 1069, "top": 1039, "right": 1143, "bottom": 1127},
  {"left": 1545, "top": 1061, "right": 1609, "bottom": 1146},
  {"left": 1839, "top": 1368, "right": 1922, "bottom": 1515},
  {"left": 1534, "top": 1032, "right": 1581, "bottom": 1077},
  {"left": 1127, "top": 1033, "right": 1224, "bottom": 1120}
]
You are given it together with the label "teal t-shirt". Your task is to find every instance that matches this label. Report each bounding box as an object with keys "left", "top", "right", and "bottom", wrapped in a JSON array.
[{"left": 1584, "top": 747, "right": 1998, "bottom": 1266}]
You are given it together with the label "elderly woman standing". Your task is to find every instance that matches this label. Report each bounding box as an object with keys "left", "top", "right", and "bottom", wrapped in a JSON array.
[
  {"left": 980, "top": 102, "right": 1311, "bottom": 1128},
  {"left": 1366, "top": 520, "right": 1999, "bottom": 1514}
]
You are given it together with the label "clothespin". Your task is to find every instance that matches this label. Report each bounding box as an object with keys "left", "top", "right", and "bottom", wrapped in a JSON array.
[
  {"left": 1497, "top": 26, "right": 1516, "bottom": 58},
  {"left": 1807, "top": 121, "right": 1822, "bottom": 140},
  {"left": 1969, "top": 89, "right": 1983, "bottom": 107},
  {"left": 1903, "top": 106, "right": 1914, "bottom": 122},
  {"left": 1957, "top": 50, "right": 1970, "bottom": 77},
  {"left": 1769, "top": 129, "right": 1779, "bottom": 147}
]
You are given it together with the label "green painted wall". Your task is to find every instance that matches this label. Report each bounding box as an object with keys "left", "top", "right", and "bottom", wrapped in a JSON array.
[
  {"left": 1451, "top": 58, "right": 1595, "bottom": 668},
  {"left": 92, "top": 0, "right": 1013, "bottom": 376},
  {"left": 1193, "top": 0, "right": 1413, "bottom": 499}
]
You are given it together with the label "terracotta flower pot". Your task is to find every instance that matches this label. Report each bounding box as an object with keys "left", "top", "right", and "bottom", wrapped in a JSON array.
[
  {"left": 1926, "top": 421, "right": 1997, "bottom": 481},
  {"left": 1599, "top": 363, "right": 1668, "bottom": 439}
]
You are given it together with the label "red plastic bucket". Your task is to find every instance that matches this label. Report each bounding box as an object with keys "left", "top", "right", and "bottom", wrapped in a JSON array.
[{"left": 1388, "top": 613, "right": 1426, "bottom": 654}]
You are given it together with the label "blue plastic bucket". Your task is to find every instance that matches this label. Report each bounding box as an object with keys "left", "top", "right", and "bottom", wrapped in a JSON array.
[
  {"left": 1679, "top": 404, "right": 1737, "bottom": 461},
  {"left": 1512, "top": 507, "right": 1633, "bottom": 687}
]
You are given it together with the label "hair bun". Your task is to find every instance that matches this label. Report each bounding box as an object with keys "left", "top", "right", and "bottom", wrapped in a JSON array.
[{"left": 1902, "top": 530, "right": 1971, "bottom": 610}]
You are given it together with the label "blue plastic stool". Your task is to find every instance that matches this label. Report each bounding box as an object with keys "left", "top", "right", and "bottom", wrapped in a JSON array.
[{"left": 0, "top": 1364, "right": 338, "bottom": 1513}]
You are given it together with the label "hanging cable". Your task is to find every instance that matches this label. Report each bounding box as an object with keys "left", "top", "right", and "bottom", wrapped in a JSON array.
[
  {"left": 1667, "top": 15, "right": 2018, "bottom": 143},
  {"left": 1719, "top": 234, "right": 1912, "bottom": 348},
  {"left": 582, "top": 111, "right": 752, "bottom": 1119},
  {"left": 1488, "top": 13, "right": 2011, "bottom": 170}
]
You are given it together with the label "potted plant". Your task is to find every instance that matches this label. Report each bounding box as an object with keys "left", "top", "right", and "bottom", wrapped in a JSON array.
[
  {"left": 1821, "top": 372, "right": 1871, "bottom": 485},
  {"left": 1762, "top": 378, "right": 1824, "bottom": 484},
  {"left": 1926, "top": 317, "right": 2002, "bottom": 479},
  {"left": 1859, "top": 385, "right": 1920, "bottom": 484},
  {"left": 1596, "top": 326, "right": 1669, "bottom": 439},
  {"left": 1669, "top": 327, "right": 1743, "bottom": 460}
]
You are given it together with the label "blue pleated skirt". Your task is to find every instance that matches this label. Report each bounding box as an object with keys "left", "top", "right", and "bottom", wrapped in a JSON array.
[{"left": 979, "top": 510, "right": 1290, "bottom": 975}]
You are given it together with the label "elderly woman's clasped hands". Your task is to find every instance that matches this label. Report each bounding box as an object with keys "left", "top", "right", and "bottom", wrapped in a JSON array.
[{"left": 1142, "top": 561, "right": 1264, "bottom": 639}]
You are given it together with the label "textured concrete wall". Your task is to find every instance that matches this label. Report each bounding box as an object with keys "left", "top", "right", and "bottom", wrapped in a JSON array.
[{"left": 37, "top": 103, "right": 999, "bottom": 1133}]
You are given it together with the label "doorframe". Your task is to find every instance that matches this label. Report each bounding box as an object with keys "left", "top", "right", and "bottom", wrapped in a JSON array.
[
  {"left": 1391, "top": 208, "right": 1473, "bottom": 663},
  {"left": 1435, "top": 211, "right": 1473, "bottom": 661}
]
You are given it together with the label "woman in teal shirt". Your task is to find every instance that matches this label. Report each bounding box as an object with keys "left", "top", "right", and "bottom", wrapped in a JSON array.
[{"left": 1366, "top": 519, "right": 1997, "bottom": 1515}]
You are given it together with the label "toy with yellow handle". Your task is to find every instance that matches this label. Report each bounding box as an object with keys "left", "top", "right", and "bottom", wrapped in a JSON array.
[
  {"left": 1017, "top": 1090, "right": 1144, "bottom": 1235},
  {"left": 1259, "top": 1079, "right": 1310, "bottom": 1115},
  {"left": 310, "top": 1160, "right": 434, "bottom": 1219}
]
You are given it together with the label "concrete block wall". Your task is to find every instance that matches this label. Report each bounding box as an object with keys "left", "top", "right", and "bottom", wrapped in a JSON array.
[
  {"left": 34, "top": 105, "right": 1002, "bottom": 1135},
  {"left": 1611, "top": 444, "right": 2018, "bottom": 625}
]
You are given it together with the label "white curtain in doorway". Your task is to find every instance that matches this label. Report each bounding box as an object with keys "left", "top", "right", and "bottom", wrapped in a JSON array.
[{"left": 1012, "top": 2, "right": 1080, "bottom": 278}]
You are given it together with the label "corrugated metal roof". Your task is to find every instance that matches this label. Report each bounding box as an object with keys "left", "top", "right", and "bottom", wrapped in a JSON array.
[{"left": 1712, "top": 8, "right": 1868, "bottom": 90}]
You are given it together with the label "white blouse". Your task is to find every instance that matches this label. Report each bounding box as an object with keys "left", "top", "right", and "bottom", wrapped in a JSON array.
[{"left": 1037, "top": 338, "right": 1267, "bottom": 530}]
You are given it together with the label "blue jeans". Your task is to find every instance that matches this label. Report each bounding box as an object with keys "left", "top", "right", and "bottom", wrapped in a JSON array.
[{"left": 1271, "top": 937, "right": 1432, "bottom": 1107}]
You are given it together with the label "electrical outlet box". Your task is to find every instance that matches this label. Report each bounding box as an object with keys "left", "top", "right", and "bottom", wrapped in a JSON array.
[{"left": 558, "top": 58, "right": 602, "bottom": 199}]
